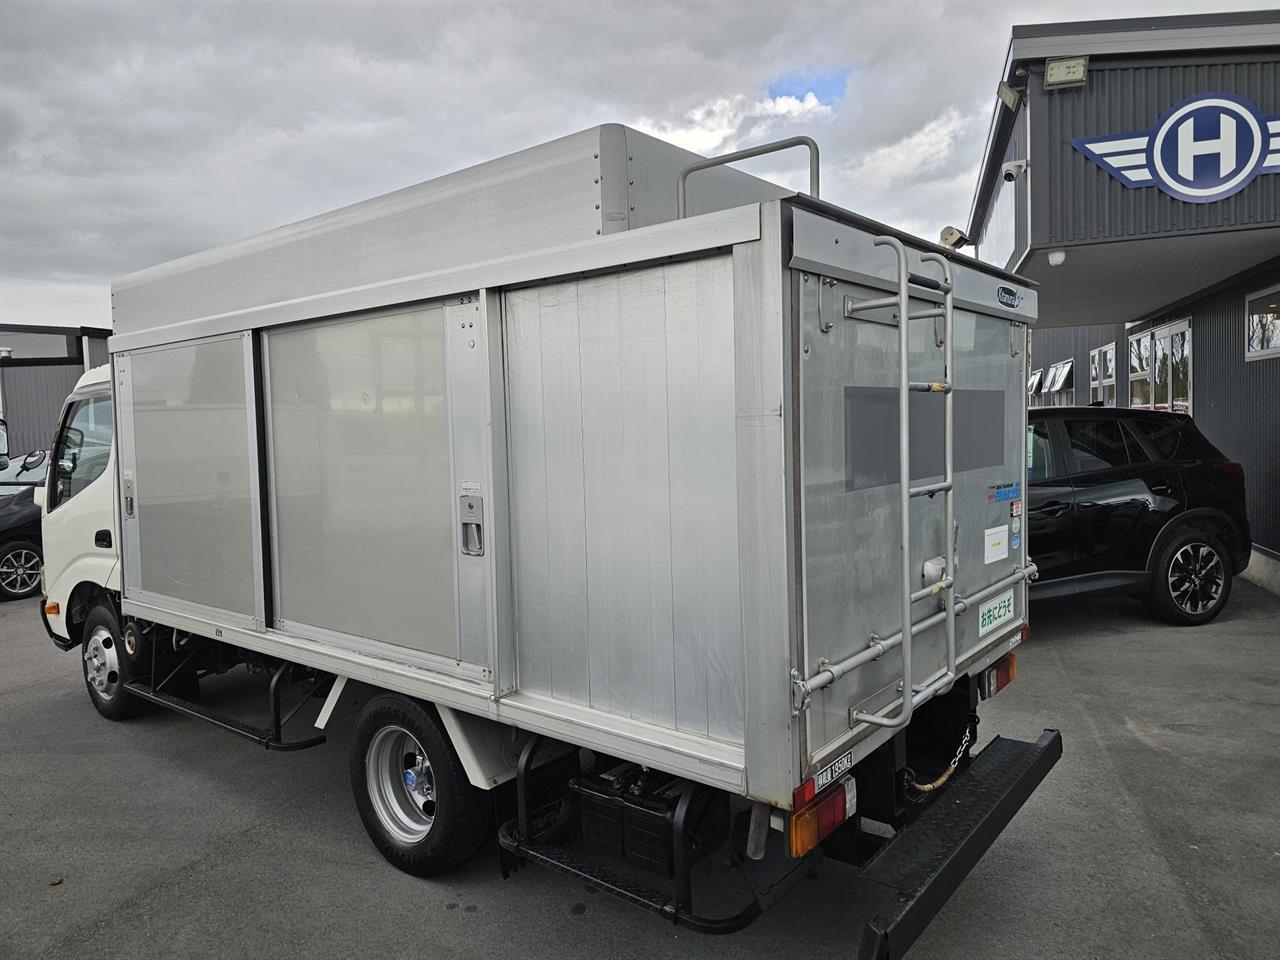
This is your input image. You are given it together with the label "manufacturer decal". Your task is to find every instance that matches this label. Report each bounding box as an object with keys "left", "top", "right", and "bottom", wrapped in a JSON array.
[
  {"left": 996, "top": 286, "right": 1022, "bottom": 309},
  {"left": 814, "top": 749, "right": 855, "bottom": 792},
  {"left": 1071, "top": 92, "right": 1280, "bottom": 203},
  {"left": 988, "top": 480, "right": 1021, "bottom": 503}
]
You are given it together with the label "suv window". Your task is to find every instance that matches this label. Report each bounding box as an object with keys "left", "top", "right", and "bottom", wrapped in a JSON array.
[
  {"left": 1064, "top": 418, "right": 1148, "bottom": 474},
  {"left": 49, "top": 395, "right": 113, "bottom": 511},
  {"left": 1127, "top": 416, "right": 1220, "bottom": 462},
  {"left": 1028, "top": 420, "right": 1055, "bottom": 483}
]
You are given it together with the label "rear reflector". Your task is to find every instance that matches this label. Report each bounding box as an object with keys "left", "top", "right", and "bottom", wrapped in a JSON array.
[
  {"left": 1217, "top": 461, "right": 1245, "bottom": 479},
  {"left": 979, "top": 652, "right": 1017, "bottom": 700},
  {"left": 790, "top": 775, "right": 857, "bottom": 858}
]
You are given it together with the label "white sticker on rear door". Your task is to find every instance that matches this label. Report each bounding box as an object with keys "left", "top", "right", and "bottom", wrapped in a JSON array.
[{"left": 984, "top": 524, "right": 1009, "bottom": 564}]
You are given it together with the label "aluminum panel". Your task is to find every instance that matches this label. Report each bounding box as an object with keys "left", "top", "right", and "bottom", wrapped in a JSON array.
[
  {"left": 128, "top": 335, "right": 256, "bottom": 617},
  {"left": 504, "top": 256, "right": 744, "bottom": 740},
  {"left": 797, "top": 268, "right": 1029, "bottom": 768},
  {"left": 265, "top": 305, "right": 458, "bottom": 659}
]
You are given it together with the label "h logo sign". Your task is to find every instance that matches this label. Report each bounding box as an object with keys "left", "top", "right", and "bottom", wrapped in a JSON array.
[
  {"left": 1070, "top": 93, "right": 1280, "bottom": 203},
  {"left": 1177, "top": 112, "right": 1236, "bottom": 180}
]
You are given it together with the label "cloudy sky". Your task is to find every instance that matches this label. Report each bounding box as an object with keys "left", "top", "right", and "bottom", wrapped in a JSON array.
[{"left": 0, "top": 0, "right": 1270, "bottom": 327}]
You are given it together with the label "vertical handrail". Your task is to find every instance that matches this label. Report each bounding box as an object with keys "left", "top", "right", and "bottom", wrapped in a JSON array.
[
  {"left": 920, "top": 251, "right": 956, "bottom": 689},
  {"left": 676, "top": 136, "right": 819, "bottom": 218}
]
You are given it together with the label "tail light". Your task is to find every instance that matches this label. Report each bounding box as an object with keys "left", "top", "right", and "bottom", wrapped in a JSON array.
[
  {"left": 979, "top": 652, "right": 1017, "bottom": 700},
  {"left": 789, "top": 775, "right": 857, "bottom": 858},
  {"left": 1217, "top": 461, "right": 1244, "bottom": 479}
]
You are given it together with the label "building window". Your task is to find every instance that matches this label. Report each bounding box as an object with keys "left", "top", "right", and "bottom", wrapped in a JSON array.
[
  {"left": 1129, "top": 320, "right": 1190, "bottom": 413},
  {"left": 1089, "top": 342, "right": 1116, "bottom": 406},
  {"left": 1246, "top": 282, "right": 1280, "bottom": 361},
  {"left": 1027, "top": 368, "right": 1044, "bottom": 407},
  {"left": 1044, "top": 359, "right": 1074, "bottom": 406}
]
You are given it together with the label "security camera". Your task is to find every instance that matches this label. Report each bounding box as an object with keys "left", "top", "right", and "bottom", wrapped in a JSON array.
[
  {"left": 938, "top": 225, "right": 970, "bottom": 250},
  {"left": 1001, "top": 160, "right": 1027, "bottom": 183}
]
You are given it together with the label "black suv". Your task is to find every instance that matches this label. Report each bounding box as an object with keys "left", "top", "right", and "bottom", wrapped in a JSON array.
[{"left": 1028, "top": 407, "right": 1249, "bottom": 625}]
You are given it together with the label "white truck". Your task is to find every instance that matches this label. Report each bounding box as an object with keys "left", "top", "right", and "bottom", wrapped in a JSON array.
[{"left": 36, "top": 125, "right": 1059, "bottom": 957}]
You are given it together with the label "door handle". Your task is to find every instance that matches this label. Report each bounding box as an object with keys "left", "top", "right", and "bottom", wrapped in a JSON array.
[
  {"left": 1034, "top": 500, "right": 1070, "bottom": 518},
  {"left": 1150, "top": 482, "right": 1172, "bottom": 495},
  {"left": 459, "top": 495, "right": 484, "bottom": 557}
]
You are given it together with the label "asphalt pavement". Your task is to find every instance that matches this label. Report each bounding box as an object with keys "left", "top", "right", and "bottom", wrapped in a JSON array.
[{"left": 3, "top": 582, "right": 1278, "bottom": 960}]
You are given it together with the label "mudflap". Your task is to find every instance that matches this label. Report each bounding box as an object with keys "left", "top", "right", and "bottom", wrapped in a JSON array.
[{"left": 855, "top": 729, "right": 1063, "bottom": 960}]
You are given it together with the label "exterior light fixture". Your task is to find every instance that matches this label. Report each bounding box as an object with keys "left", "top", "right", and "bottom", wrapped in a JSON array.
[{"left": 1047, "top": 249, "right": 1067, "bottom": 267}]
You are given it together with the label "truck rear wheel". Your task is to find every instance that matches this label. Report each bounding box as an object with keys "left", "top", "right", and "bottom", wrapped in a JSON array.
[
  {"left": 81, "top": 604, "right": 138, "bottom": 721},
  {"left": 350, "top": 694, "right": 489, "bottom": 876}
]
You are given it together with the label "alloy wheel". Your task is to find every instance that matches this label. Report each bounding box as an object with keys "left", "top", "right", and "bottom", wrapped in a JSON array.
[{"left": 1167, "top": 542, "right": 1225, "bottom": 616}]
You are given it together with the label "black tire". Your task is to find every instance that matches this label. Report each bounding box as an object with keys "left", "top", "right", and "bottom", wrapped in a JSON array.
[
  {"left": 1146, "top": 527, "right": 1233, "bottom": 626},
  {"left": 81, "top": 604, "right": 138, "bottom": 720},
  {"left": 350, "top": 694, "right": 489, "bottom": 876},
  {"left": 0, "top": 539, "right": 43, "bottom": 600}
]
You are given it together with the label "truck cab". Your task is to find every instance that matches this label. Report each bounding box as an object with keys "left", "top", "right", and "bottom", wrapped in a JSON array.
[{"left": 40, "top": 364, "right": 118, "bottom": 652}]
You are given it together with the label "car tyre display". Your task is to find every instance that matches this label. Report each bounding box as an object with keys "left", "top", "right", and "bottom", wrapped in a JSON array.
[
  {"left": 350, "top": 694, "right": 489, "bottom": 877},
  {"left": 82, "top": 604, "right": 139, "bottom": 720},
  {"left": 0, "top": 540, "right": 43, "bottom": 600},
  {"left": 1146, "top": 527, "right": 1233, "bottom": 626}
]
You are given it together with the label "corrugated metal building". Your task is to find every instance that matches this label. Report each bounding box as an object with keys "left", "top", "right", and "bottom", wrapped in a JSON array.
[
  {"left": 965, "top": 11, "right": 1280, "bottom": 589},
  {"left": 0, "top": 325, "right": 110, "bottom": 455}
]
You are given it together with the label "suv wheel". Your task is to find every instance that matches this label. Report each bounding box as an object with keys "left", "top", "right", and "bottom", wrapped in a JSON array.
[{"left": 1147, "top": 528, "right": 1232, "bottom": 626}]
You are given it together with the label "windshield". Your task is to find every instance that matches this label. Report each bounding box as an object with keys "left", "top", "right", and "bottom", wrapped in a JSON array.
[{"left": 0, "top": 450, "right": 49, "bottom": 485}]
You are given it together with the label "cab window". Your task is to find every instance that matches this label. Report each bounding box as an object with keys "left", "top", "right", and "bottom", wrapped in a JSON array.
[{"left": 49, "top": 395, "right": 113, "bottom": 511}]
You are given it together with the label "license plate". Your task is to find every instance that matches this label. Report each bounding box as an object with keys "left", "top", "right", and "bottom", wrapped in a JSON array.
[{"left": 978, "top": 589, "right": 1015, "bottom": 637}]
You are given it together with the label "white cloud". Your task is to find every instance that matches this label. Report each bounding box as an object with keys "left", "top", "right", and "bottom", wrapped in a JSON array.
[
  {"left": 635, "top": 92, "right": 834, "bottom": 155},
  {"left": 0, "top": 277, "right": 112, "bottom": 328},
  {"left": 840, "top": 107, "right": 971, "bottom": 193}
]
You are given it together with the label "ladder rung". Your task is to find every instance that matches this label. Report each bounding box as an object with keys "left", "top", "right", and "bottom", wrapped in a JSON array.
[
  {"left": 908, "top": 381, "right": 952, "bottom": 393},
  {"left": 909, "top": 308, "right": 945, "bottom": 321},
  {"left": 909, "top": 480, "right": 952, "bottom": 498},
  {"left": 907, "top": 272, "right": 952, "bottom": 294}
]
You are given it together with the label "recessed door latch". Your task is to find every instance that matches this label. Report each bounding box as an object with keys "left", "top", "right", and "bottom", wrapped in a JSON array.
[{"left": 460, "top": 495, "right": 484, "bottom": 556}]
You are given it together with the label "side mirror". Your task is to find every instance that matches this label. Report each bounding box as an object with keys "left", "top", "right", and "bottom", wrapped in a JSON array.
[
  {"left": 22, "top": 449, "right": 46, "bottom": 471},
  {"left": 0, "top": 418, "right": 8, "bottom": 471}
]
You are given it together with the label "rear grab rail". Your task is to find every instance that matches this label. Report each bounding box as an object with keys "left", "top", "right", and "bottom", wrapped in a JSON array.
[{"left": 676, "top": 135, "right": 819, "bottom": 218}]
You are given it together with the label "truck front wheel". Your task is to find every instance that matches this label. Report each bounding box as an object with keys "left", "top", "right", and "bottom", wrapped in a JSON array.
[
  {"left": 350, "top": 694, "right": 489, "bottom": 876},
  {"left": 81, "top": 604, "right": 137, "bottom": 721}
]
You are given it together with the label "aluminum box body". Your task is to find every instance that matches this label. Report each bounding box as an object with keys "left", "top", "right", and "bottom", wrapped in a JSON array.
[{"left": 110, "top": 129, "right": 1036, "bottom": 807}]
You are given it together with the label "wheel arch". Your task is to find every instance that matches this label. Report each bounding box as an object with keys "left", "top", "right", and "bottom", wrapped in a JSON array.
[
  {"left": 1144, "top": 508, "right": 1242, "bottom": 575},
  {"left": 65, "top": 580, "right": 118, "bottom": 650}
]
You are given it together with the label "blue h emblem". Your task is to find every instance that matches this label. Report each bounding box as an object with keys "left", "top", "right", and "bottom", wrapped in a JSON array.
[{"left": 1071, "top": 93, "right": 1280, "bottom": 203}]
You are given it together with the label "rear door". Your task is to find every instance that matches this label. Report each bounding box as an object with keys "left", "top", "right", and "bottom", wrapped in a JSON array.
[
  {"left": 1064, "top": 416, "right": 1183, "bottom": 575},
  {"left": 1026, "top": 416, "right": 1075, "bottom": 590}
]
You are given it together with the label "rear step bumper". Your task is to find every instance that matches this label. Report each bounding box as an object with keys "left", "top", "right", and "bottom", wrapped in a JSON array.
[{"left": 856, "top": 729, "right": 1063, "bottom": 960}]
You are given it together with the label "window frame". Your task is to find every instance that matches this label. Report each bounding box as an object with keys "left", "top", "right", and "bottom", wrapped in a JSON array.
[
  {"left": 1245, "top": 281, "right": 1280, "bottom": 362},
  {"left": 1129, "top": 319, "right": 1191, "bottom": 412},
  {"left": 1089, "top": 342, "right": 1117, "bottom": 406},
  {"left": 47, "top": 392, "right": 113, "bottom": 513}
]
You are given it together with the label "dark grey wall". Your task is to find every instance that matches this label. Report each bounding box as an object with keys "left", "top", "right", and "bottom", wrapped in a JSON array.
[
  {"left": 1028, "top": 50, "right": 1280, "bottom": 247},
  {"left": 1133, "top": 263, "right": 1280, "bottom": 553},
  {"left": 1029, "top": 322, "right": 1128, "bottom": 405},
  {"left": 1, "top": 363, "right": 84, "bottom": 454}
]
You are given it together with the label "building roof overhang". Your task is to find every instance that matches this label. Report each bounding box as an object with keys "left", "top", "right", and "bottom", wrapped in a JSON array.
[{"left": 966, "top": 11, "right": 1280, "bottom": 241}]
